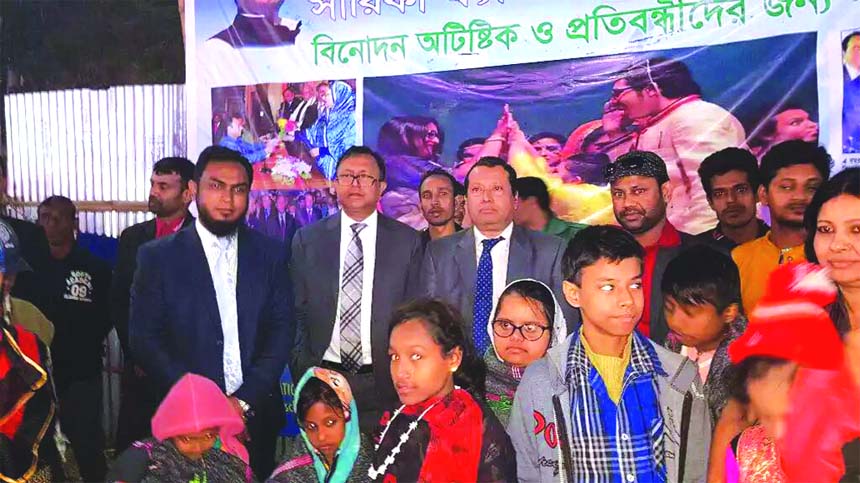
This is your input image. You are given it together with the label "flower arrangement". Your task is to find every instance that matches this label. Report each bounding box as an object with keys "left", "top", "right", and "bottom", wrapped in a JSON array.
[{"left": 270, "top": 155, "right": 313, "bottom": 186}]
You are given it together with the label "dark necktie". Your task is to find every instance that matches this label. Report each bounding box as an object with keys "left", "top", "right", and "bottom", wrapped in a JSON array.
[{"left": 473, "top": 237, "right": 503, "bottom": 354}]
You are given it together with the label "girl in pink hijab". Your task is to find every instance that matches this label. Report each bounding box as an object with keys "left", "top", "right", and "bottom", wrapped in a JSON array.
[{"left": 107, "top": 374, "right": 252, "bottom": 482}]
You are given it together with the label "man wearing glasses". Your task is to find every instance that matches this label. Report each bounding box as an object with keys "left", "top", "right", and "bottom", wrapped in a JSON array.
[
  {"left": 611, "top": 57, "right": 745, "bottom": 236},
  {"left": 290, "top": 146, "right": 424, "bottom": 433}
]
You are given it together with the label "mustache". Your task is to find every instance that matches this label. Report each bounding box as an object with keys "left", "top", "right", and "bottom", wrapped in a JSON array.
[
  {"left": 787, "top": 202, "right": 809, "bottom": 211},
  {"left": 620, "top": 208, "right": 645, "bottom": 217}
]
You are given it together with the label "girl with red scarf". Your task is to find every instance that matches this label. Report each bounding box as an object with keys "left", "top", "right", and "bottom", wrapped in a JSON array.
[{"left": 370, "top": 299, "right": 517, "bottom": 482}]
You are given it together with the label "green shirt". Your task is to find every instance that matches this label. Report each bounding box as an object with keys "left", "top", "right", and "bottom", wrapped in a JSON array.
[{"left": 543, "top": 216, "right": 587, "bottom": 242}]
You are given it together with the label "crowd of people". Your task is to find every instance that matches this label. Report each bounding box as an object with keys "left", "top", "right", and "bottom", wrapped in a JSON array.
[{"left": 1, "top": 129, "right": 859, "bottom": 483}]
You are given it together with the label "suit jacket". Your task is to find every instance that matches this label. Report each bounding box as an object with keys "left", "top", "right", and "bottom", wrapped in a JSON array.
[
  {"left": 421, "top": 225, "right": 578, "bottom": 338},
  {"left": 265, "top": 210, "right": 299, "bottom": 246},
  {"left": 296, "top": 206, "right": 323, "bottom": 227},
  {"left": 290, "top": 213, "right": 423, "bottom": 404},
  {"left": 2, "top": 216, "right": 51, "bottom": 308},
  {"left": 129, "top": 225, "right": 294, "bottom": 407},
  {"left": 111, "top": 216, "right": 195, "bottom": 359}
]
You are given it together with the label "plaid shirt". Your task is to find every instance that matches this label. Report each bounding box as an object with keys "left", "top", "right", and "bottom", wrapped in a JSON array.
[{"left": 565, "top": 331, "right": 667, "bottom": 482}]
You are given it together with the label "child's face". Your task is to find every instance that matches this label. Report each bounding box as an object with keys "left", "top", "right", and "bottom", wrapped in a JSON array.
[
  {"left": 664, "top": 297, "right": 730, "bottom": 351},
  {"left": 492, "top": 293, "right": 552, "bottom": 368},
  {"left": 302, "top": 401, "right": 346, "bottom": 465},
  {"left": 389, "top": 319, "right": 461, "bottom": 406},
  {"left": 171, "top": 427, "right": 218, "bottom": 461},
  {"left": 747, "top": 361, "right": 798, "bottom": 441},
  {"left": 563, "top": 257, "right": 643, "bottom": 337}
]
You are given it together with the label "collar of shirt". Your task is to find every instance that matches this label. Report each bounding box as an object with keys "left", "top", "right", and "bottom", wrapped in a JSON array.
[
  {"left": 652, "top": 221, "right": 682, "bottom": 249},
  {"left": 195, "top": 220, "right": 238, "bottom": 271},
  {"left": 712, "top": 219, "right": 770, "bottom": 241},
  {"left": 681, "top": 345, "right": 716, "bottom": 383},
  {"left": 155, "top": 216, "right": 185, "bottom": 239},
  {"left": 847, "top": 63, "right": 860, "bottom": 81},
  {"left": 340, "top": 210, "right": 378, "bottom": 236},
  {"left": 474, "top": 222, "right": 514, "bottom": 247}
]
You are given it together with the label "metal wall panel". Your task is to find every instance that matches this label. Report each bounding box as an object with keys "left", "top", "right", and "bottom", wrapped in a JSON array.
[{"left": 3, "top": 85, "right": 186, "bottom": 237}]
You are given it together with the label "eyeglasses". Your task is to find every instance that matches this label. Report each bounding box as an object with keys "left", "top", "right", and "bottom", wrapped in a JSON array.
[
  {"left": 424, "top": 130, "right": 440, "bottom": 140},
  {"left": 610, "top": 86, "right": 636, "bottom": 99},
  {"left": 492, "top": 319, "right": 550, "bottom": 341},
  {"left": 335, "top": 173, "right": 378, "bottom": 187}
]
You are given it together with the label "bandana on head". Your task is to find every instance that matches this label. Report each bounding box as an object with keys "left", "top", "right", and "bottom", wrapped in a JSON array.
[{"left": 604, "top": 150, "right": 670, "bottom": 185}]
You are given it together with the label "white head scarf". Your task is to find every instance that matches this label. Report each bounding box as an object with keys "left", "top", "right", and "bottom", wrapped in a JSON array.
[{"left": 486, "top": 278, "right": 569, "bottom": 363}]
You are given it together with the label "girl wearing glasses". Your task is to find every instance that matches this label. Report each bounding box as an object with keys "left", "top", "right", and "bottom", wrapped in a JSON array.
[
  {"left": 107, "top": 374, "right": 251, "bottom": 482},
  {"left": 485, "top": 279, "right": 568, "bottom": 425}
]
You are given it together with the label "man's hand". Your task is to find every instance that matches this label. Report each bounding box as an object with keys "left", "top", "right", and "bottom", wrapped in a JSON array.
[{"left": 227, "top": 396, "right": 246, "bottom": 419}]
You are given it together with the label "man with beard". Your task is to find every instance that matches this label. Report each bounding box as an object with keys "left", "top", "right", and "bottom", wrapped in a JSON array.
[
  {"left": 129, "top": 146, "right": 294, "bottom": 478},
  {"left": 732, "top": 141, "right": 829, "bottom": 311},
  {"left": 418, "top": 169, "right": 462, "bottom": 246},
  {"left": 112, "top": 156, "right": 196, "bottom": 451},
  {"left": 695, "top": 148, "right": 769, "bottom": 252},
  {"left": 605, "top": 151, "right": 694, "bottom": 344}
]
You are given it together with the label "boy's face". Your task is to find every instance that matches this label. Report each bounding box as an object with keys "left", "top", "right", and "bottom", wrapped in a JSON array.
[
  {"left": 563, "top": 257, "right": 644, "bottom": 337},
  {"left": 664, "top": 296, "right": 731, "bottom": 351}
]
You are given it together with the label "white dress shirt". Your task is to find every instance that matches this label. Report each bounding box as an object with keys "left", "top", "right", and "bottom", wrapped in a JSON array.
[
  {"left": 474, "top": 223, "right": 514, "bottom": 309},
  {"left": 847, "top": 62, "right": 860, "bottom": 82},
  {"left": 324, "top": 211, "right": 378, "bottom": 365},
  {"left": 196, "top": 220, "right": 243, "bottom": 395}
]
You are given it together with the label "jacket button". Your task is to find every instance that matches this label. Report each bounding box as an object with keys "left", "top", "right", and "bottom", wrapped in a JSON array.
[{"left": 216, "top": 340, "right": 224, "bottom": 346}]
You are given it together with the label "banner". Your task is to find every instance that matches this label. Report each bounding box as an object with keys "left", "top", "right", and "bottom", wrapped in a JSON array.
[{"left": 187, "top": 0, "right": 858, "bottom": 233}]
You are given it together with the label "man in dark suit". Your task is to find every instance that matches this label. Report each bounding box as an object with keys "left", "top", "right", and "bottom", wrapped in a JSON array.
[
  {"left": 265, "top": 192, "right": 299, "bottom": 245},
  {"left": 112, "top": 157, "right": 196, "bottom": 451},
  {"left": 209, "top": 0, "right": 301, "bottom": 48},
  {"left": 129, "top": 146, "right": 294, "bottom": 478},
  {"left": 291, "top": 146, "right": 422, "bottom": 433},
  {"left": 278, "top": 85, "right": 302, "bottom": 120},
  {"left": 605, "top": 151, "right": 694, "bottom": 345},
  {"left": 295, "top": 191, "right": 323, "bottom": 226},
  {"left": 421, "top": 157, "right": 574, "bottom": 356}
]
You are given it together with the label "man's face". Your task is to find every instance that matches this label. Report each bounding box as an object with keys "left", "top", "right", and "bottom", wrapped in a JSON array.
[
  {"left": 334, "top": 154, "right": 386, "bottom": 215},
  {"left": 261, "top": 194, "right": 273, "bottom": 210},
  {"left": 563, "top": 257, "right": 644, "bottom": 336},
  {"left": 761, "top": 164, "right": 823, "bottom": 228},
  {"left": 37, "top": 205, "right": 76, "bottom": 247},
  {"left": 276, "top": 195, "right": 288, "bottom": 213},
  {"left": 770, "top": 109, "right": 819, "bottom": 144},
  {"left": 304, "top": 193, "right": 314, "bottom": 207},
  {"left": 282, "top": 89, "right": 295, "bottom": 103},
  {"left": 612, "top": 79, "right": 658, "bottom": 120},
  {"left": 707, "top": 170, "right": 757, "bottom": 229},
  {"left": 227, "top": 118, "right": 244, "bottom": 139},
  {"left": 466, "top": 165, "right": 516, "bottom": 233},
  {"left": 148, "top": 172, "right": 191, "bottom": 218},
  {"left": 301, "top": 82, "right": 317, "bottom": 99},
  {"left": 195, "top": 161, "right": 250, "bottom": 236},
  {"left": 610, "top": 175, "right": 669, "bottom": 235},
  {"left": 419, "top": 175, "right": 455, "bottom": 227},
  {"left": 512, "top": 196, "right": 539, "bottom": 227},
  {"left": 460, "top": 143, "right": 483, "bottom": 166},
  {"left": 845, "top": 35, "right": 860, "bottom": 69},
  {"left": 532, "top": 137, "right": 563, "bottom": 166},
  {"left": 317, "top": 86, "right": 333, "bottom": 108}
]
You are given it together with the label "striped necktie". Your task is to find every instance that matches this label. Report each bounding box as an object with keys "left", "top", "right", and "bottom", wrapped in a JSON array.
[{"left": 340, "top": 222, "right": 366, "bottom": 372}]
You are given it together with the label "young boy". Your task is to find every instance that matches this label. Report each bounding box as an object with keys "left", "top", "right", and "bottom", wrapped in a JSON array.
[
  {"left": 508, "top": 225, "right": 710, "bottom": 483},
  {"left": 662, "top": 244, "right": 747, "bottom": 422}
]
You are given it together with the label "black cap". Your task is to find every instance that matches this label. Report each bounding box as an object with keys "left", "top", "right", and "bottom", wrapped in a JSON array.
[{"left": 603, "top": 150, "right": 670, "bottom": 185}]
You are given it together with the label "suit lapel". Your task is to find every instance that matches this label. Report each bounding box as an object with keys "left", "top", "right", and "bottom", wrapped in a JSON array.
[
  {"left": 235, "top": 227, "right": 254, "bottom": 366},
  {"left": 370, "top": 216, "right": 391, "bottom": 355},
  {"left": 184, "top": 228, "right": 222, "bottom": 333},
  {"left": 144, "top": 219, "right": 157, "bottom": 242},
  {"left": 506, "top": 226, "right": 533, "bottom": 283},
  {"left": 456, "top": 229, "right": 478, "bottom": 308},
  {"left": 320, "top": 215, "right": 342, "bottom": 328}
]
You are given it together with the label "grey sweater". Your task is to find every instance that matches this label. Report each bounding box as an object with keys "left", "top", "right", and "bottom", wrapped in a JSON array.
[{"left": 507, "top": 333, "right": 712, "bottom": 482}]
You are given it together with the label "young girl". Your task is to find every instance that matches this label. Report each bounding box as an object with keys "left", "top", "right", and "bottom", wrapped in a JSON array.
[
  {"left": 268, "top": 367, "right": 373, "bottom": 482},
  {"left": 107, "top": 373, "right": 251, "bottom": 483},
  {"left": 371, "top": 299, "right": 517, "bottom": 482},
  {"left": 484, "top": 279, "right": 567, "bottom": 425}
]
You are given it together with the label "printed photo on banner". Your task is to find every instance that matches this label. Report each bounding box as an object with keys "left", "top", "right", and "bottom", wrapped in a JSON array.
[
  {"left": 843, "top": 29, "right": 860, "bottom": 155},
  {"left": 364, "top": 32, "right": 818, "bottom": 235}
]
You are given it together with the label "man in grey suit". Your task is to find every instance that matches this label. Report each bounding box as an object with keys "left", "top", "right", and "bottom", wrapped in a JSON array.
[
  {"left": 421, "top": 157, "right": 576, "bottom": 356},
  {"left": 291, "top": 146, "right": 423, "bottom": 432}
]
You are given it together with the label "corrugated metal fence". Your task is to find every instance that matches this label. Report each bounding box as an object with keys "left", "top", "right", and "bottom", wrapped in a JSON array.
[{"left": 3, "top": 84, "right": 186, "bottom": 236}]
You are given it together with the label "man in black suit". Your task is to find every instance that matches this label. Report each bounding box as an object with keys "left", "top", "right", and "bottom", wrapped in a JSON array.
[
  {"left": 278, "top": 85, "right": 302, "bottom": 120},
  {"left": 112, "top": 157, "right": 196, "bottom": 451},
  {"left": 209, "top": 0, "right": 301, "bottom": 48},
  {"left": 291, "top": 146, "right": 423, "bottom": 433},
  {"left": 296, "top": 191, "right": 323, "bottom": 226},
  {"left": 129, "top": 146, "right": 294, "bottom": 478},
  {"left": 421, "top": 157, "right": 575, "bottom": 357},
  {"left": 265, "top": 192, "right": 299, "bottom": 245}
]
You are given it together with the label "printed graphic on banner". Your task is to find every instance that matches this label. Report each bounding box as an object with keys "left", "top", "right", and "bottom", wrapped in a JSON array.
[
  {"left": 365, "top": 33, "right": 818, "bottom": 233},
  {"left": 211, "top": 79, "right": 351, "bottom": 242},
  {"left": 843, "top": 29, "right": 860, "bottom": 163}
]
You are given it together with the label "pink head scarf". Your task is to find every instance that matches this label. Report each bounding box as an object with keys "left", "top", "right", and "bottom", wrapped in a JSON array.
[{"left": 151, "top": 373, "right": 249, "bottom": 464}]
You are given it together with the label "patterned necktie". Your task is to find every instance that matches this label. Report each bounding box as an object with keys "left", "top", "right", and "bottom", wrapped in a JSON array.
[
  {"left": 213, "top": 236, "right": 242, "bottom": 394},
  {"left": 340, "top": 222, "right": 366, "bottom": 372},
  {"left": 473, "top": 237, "right": 503, "bottom": 355}
]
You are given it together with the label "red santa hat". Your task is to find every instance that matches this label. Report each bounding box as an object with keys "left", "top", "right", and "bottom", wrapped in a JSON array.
[{"left": 729, "top": 262, "right": 845, "bottom": 369}]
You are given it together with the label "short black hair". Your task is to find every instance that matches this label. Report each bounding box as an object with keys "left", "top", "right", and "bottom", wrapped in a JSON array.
[
  {"left": 698, "top": 148, "right": 761, "bottom": 199},
  {"left": 661, "top": 245, "right": 741, "bottom": 314},
  {"left": 528, "top": 132, "right": 566, "bottom": 146},
  {"left": 454, "top": 180, "right": 466, "bottom": 197},
  {"left": 419, "top": 168, "right": 457, "bottom": 193},
  {"left": 514, "top": 177, "right": 550, "bottom": 213},
  {"left": 456, "top": 138, "right": 485, "bottom": 161},
  {"left": 38, "top": 195, "right": 77, "bottom": 220},
  {"left": 296, "top": 377, "right": 345, "bottom": 424},
  {"left": 335, "top": 145, "right": 387, "bottom": 181},
  {"left": 194, "top": 146, "right": 254, "bottom": 184},
  {"left": 759, "top": 140, "right": 830, "bottom": 189},
  {"left": 804, "top": 167, "right": 860, "bottom": 263},
  {"left": 843, "top": 31, "right": 860, "bottom": 53},
  {"left": 153, "top": 157, "right": 195, "bottom": 189},
  {"left": 464, "top": 157, "right": 517, "bottom": 195},
  {"left": 229, "top": 112, "right": 245, "bottom": 122},
  {"left": 562, "top": 225, "right": 644, "bottom": 284},
  {"left": 624, "top": 57, "right": 702, "bottom": 99}
]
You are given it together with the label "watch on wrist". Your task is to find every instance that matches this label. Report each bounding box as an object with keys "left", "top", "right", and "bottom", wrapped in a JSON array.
[{"left": 236, "top": 398, "right": 251, "bottom": 414}]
